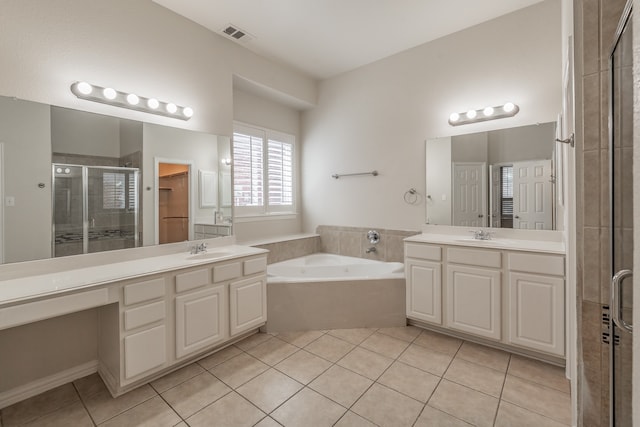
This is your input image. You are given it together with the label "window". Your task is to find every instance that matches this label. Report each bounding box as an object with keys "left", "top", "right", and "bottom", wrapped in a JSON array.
[
  {"left": 500, "top": 166, "right": 513, "bottom": 216},
  {"left": 102, "top": 171, "right": 138, "bottom": 211},
  {"left": 233, "top": 123, "right": 295, "bottom": 216}
]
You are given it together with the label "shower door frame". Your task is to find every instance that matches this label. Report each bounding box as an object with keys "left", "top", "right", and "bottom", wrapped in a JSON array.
[
  {"left": 607, "top": 1, "right": 633, "bottom": 425},
  {"left": 52, "top": 164, "right": 140, "bottom": 257}
]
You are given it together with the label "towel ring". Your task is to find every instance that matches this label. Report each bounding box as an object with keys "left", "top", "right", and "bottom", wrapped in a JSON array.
[{"left": 404, "top": 188, "right": 419, "bottom": 205}]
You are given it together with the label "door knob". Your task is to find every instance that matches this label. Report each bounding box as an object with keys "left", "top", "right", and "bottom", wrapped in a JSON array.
[
  {"left": 514, "top": 215, "right": 520, "bottom": 219},
  {"left": 478, "top": 214, "right": 484, "bottom": 218}
]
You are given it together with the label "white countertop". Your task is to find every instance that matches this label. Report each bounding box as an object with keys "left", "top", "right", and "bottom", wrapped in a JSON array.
[
  {"left": 0, "top": 245, "right": 267, "bottom": 307},
  {"left": 405, "top": 233, "right": 565, "bottom": 255}
]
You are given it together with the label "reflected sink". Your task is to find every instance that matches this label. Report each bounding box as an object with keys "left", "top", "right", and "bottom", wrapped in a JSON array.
[
  {"left": 453, "top": 238, "right": 509, "bottom": 246},
  {"left": 186, "top": 251, "right": 234, "bottom": 260}
]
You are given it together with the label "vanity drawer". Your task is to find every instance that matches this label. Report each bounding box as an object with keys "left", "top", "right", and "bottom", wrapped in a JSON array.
[
  {"left": 175, "top": 268, "right": 210, "bottom": 293},
  {"left": 447, "top": 247, "right": 501, "bottom": 268},
  {"left": 124, "top": 278, "right": 166, "bottom": 306},
  {"left": 507, "top": 252, "right": 565, "bottom": 276},
  {"left": 124, "top": 301, "right": 166, "bottom": 331},
  {"left": 405, "top": 243, "right": 442, "bottom": 261},
  {"left": 244, "top": 257, "right": 267, "bottom": 276},
  {"left": 213, "top": 262, "right": 242, "bottom": 283}
]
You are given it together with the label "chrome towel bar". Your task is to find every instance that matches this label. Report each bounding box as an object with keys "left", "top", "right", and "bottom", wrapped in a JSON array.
[{"left": 331, "top": 170, "right": 378, "bottom": 179}]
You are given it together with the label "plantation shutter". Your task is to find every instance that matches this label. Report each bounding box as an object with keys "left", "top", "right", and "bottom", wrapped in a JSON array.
[
  {"left": 233, "top": 131, "right": 264, "bottom": 207},
  {"left": 267, "top": 139, "right": 293, "bottom": 206}
]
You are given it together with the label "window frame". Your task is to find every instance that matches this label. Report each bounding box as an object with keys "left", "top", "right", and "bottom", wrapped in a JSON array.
[{"left": 233, "top": 122, "right": 297, "bottom": 218}]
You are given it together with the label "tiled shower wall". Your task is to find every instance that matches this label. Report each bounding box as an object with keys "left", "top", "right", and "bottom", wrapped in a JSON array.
[{"left": 575, "top": 0, "right": 628, "bottom": 425}]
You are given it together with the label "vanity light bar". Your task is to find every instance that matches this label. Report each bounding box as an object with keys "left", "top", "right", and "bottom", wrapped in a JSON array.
[
  {"left": 448, "top": 102, "right": 519, "bottom": 126},
  {"left": 70, "top": 81, "right": 193, "bottom": 121}
]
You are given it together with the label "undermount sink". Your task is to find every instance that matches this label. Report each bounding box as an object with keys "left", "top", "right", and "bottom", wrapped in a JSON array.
[{"left": 186, "top": 251, "right": 234, "bottom": 260}]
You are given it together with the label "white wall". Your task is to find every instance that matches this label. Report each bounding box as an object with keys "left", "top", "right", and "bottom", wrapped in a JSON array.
[
  {"left": 301, "top": 0, "right": 562, "bottom": 232},
  {"left": 142, "top": 123, "right": 219, "bottom": 246},
  {"left": 426, "top": 137, "right": 452, "bottom": 225},
  {"left": 487, "top": 122, "right": 555, "bottom": 164},
  {"left": 51, "top": 107, "right": 121, "bottom": 158},
  {"left": 0, "top": 97, "right": 52, "bottom": 263},
  {"left": 451, "top": 132, "right": 489, "bottom": 163},
  {"left": 0, "top": 0, "right": 316, "bottom": 138}
]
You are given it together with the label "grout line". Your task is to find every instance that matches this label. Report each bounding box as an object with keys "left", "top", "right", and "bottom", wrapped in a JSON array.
[
  {"left": 72, "top": 380, "right": 99, "bottom": 426},
  {"left": 492, "top": 353, "right": 511, "bottom": 426}
]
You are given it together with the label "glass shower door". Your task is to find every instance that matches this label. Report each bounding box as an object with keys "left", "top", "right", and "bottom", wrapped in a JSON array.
[
  {"left": 609, "top": 2, "right": 633, "bottom": 426},
  {"left": 52, "top": 165, "right": 85, "bottom": 257},
  {"left": 86, "top": 167, "right": 139, "bottom": 254}
]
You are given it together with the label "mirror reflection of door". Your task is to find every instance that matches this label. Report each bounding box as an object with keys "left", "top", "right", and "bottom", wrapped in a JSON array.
[
  {"left": 452, "top": 162, "right": 486, "bottom": 227},
  {"left": 512, "top": 160, "right": 552, "bottom": 229},
  {"left": 158, "top": 163, "right": 189, "bottom": 244}
]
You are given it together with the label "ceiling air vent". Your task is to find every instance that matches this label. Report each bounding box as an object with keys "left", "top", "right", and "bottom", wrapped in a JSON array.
[{"left": 221, "top": 24, "right": 253, "bottom": 43}]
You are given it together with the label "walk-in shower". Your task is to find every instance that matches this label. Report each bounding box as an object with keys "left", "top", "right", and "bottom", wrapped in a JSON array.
[{"left": 52, "top": 164, "right": 140, "bottom": 257}]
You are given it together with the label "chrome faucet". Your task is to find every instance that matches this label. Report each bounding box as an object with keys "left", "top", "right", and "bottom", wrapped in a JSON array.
[
  {"left": 470, "top": 229, "right": 494, "bottom": 240},
  {"left": 190, "top": 243, "right": 208, "bottom": 254}
]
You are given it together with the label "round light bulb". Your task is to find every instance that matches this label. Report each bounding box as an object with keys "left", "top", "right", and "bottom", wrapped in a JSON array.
[
  {"left": 466, "top": 109, "right": 477, "bottom": 119},
  {"left": 503, "top": 102, "right": 515, "bottom": 113},
  {"left": 483, "top": 106, "right": 495, "bottom": 116},
  {"left": 183, "top": 107, "right": 194, "bottom": 118},
  {"left": 103, "top": 87, "right": 117, "bottom": 100},
  {"left": 64, "top": 168, "right": 71, "bottom": 174},
  {"left": 56, "top": 167, "right": 62, "bottom": 173},
  {"left": 77, "top": 81, "right": 93, "bottom": 95},
  {"left": 166, "top": 103, "right": 177, "bottom": 114},
  {"left": 147, "top": 98, "right": 159, "bottom": 109},
  {"left": 126, "top": 93, "right": 140, "bottom": 105},
  {"left": 449, "top": 112, "right": 460, "bottom": 122}
]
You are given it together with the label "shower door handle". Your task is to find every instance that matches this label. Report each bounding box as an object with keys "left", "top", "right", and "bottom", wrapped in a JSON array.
[{"left": 611, "top": 269, "right": 633, "bottom": 333}]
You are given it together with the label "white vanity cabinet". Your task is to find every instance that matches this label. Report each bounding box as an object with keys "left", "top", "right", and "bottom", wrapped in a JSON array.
[
  {"left": 405, "top": 238, "right": 565, "bottom": 359},
  {"left": 174, "top": 268, "right": 228, "bottom": 359},
  {"left": 98, "top": 253, "right": 268, "bottom": 396},
  {"left": 506, "top": 252, "right": 565, "bottom": 356},
  {"left": 446, "top": 247, "right": 502, "bottom": 341},
  {"left": 405, "top": 243, "right": 442, "bottom": 325}
]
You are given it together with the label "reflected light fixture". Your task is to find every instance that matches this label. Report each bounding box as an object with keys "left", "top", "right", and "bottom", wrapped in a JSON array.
[
  {"left": 448, "top": 102, "right": 519, "bottom": 126},
  {"left": 71, "top": 81, "right": 193, "bottom": 121},
  {"left": 221, "top": 158, "right": 232, "bottom": 166}
]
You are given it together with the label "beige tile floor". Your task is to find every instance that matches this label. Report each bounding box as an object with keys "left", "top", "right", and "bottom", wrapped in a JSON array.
[{"left": 0, "top": 327, "right": 571, "bottom": 427}]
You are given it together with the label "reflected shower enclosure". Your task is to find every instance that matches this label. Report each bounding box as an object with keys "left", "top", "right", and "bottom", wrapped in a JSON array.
[{"left": 52, "top": 164, "right": 140, "bottom": 257}]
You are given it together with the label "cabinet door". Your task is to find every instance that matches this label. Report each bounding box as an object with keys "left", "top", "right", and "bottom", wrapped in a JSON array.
[
  {"left": 405, "top": 259, "right": 442, "bottom": 324},
  {"left": 229, "top": 276, "right": 267, "bottom": 336},
  {"left": 175, "top": 285, "right": 227, "bottom": 359},
  {"left": 124, "top": 325, "right": 166, "bottom": 380},
  {"left": 446, "top": 265, "right": 501, "bottom": 340},
  {"left": 508, "top": 272, "right": 564, "bottom": 356}
]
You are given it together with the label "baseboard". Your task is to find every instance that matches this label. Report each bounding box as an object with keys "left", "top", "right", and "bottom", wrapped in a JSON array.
[{"left": 0, "top": 360, "right": 98, "bottom": 409}]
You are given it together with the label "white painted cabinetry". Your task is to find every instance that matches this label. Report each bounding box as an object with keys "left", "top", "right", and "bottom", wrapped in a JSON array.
[
  {"left": 405, "top": 243, "right": 442, "bottom": 324},
  {"left": 507, "top": 252, "right": 565, "bottom": 356},
  {"left": 405, "top": 240, "right": 565, "bottom": 359},
  {"left": 98, "top": 254, "right": 268, "bottom": 396},
  {"left": 446, "top": 247, "right": 501, "bottom": 341}
]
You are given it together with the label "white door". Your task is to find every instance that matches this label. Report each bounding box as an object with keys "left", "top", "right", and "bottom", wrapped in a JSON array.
[
  {"left": 229, "top": 276, "right": 267, "bottom": 336},
  {"left": 175, "top": 285, "right": 227, "bottom": 358},
  {"left": 446, "top": 264, "right": 501, "bottom": 340},
  {"left": 405, "top": 259, "right": 442, "bottom": 324},
  {"left": 452, "top": 163, "right": 486, "bottom": 227},
  {"left": 508, "top": 272, "right": 564, "bottom": 356},
  {"left": 512, "top": 160, "right": 552, "bottom": 229}
]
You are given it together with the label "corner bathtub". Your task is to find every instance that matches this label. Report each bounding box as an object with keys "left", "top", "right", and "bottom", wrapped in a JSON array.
[{"left": 265, "top": 253, "right": 406, "bottom": 332}]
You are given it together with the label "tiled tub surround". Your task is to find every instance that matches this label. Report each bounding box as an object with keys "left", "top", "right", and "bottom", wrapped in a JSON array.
[
  {"left": 250, "top": 234, "right": 321, "bottom": 264},
  {"left": 405, "top": 226, "right": 566, "bottom": 364},
  {"left": 266, "top": 254, "right": 406, "bottom": 333},
  {"left": 0, "top": 327, "right": 572, "bottom": 427},
  {"left": 0, "top": 238, "right": 268, "bottom": 407},
  {"left": 317, "top": 225, "right": 421, "bottom": 263}
]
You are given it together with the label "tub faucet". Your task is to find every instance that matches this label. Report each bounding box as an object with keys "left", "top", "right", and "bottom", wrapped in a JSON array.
[
  {"left": 190, "top": 243, "right": 207, "bottom": 254},
  {"left": 366, "top": 246, "right": 377, "bottom": 254}
]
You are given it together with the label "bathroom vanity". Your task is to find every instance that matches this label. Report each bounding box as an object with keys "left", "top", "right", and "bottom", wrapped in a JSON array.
[
  {"left": 0, "top": 243, "right": 268, "bottom": 399},
  {"left": 405, "top": 228, "right": 565, "bottom": 361}
]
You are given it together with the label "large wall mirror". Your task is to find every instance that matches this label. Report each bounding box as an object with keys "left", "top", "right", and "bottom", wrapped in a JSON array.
[
  {"left": 0, "top": 95, "right": 232, "bottom": 264},
  {"left": 426, "top": 122, "right": 559, "bottom": 230}
]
